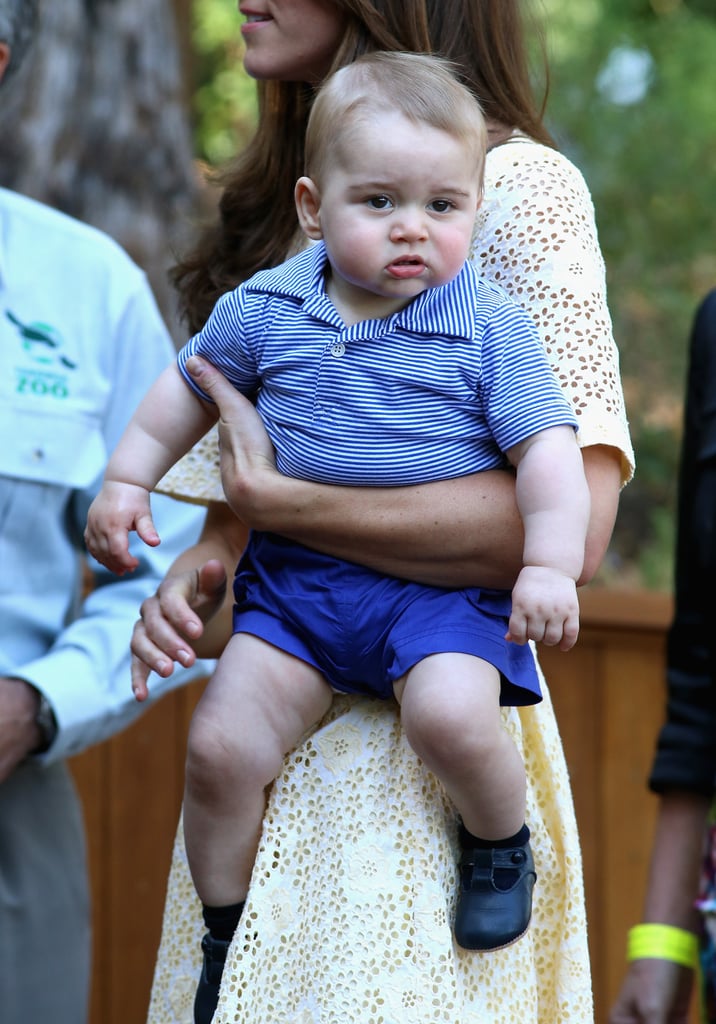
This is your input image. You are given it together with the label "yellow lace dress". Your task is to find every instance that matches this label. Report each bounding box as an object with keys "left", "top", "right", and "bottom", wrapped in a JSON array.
[{"left": 147, "top": 136, "right": 635, "bottom": 1024}]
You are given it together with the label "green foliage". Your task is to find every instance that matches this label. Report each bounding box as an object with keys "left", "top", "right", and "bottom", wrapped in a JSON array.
[
  {"left": 542, "top": 0, "right": 716, "bottom": 587},
  {"left": 191, "top": 0, "right": 257, "bottom": 165}
]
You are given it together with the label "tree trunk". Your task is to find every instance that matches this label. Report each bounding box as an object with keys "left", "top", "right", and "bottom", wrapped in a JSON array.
[{"left": 0, "top": 0, "right": 199, "bottom": 343}]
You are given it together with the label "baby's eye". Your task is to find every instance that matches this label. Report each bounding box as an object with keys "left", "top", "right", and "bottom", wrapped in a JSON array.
[
  {"left": 366, "top": 195, "right": 392, "bottom": 210},
  {"left": 429, "top": 199, "right": 454, "bottom": 214}
]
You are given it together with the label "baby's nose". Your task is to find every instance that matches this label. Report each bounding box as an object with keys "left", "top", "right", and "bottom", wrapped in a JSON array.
[{"left": 390, "top": 211, "right": 428, "bottom": 242}]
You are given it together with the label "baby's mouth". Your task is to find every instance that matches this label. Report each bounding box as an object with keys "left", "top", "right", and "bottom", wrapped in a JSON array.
[{"left": 387, "top": 256, "right": 426, "bottom": 278}]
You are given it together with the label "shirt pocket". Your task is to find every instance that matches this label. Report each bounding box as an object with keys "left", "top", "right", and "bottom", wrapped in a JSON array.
[{"left": 0, "top": 403, "right": 106, "bottom": 489}]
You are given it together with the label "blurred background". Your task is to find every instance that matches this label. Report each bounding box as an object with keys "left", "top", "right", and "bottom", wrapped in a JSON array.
[{"left": 2, "top": 0, "right": 715, "bottom": 591}]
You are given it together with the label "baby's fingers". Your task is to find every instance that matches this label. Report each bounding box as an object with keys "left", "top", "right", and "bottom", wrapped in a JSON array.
[
  {"left": 506, "top": 608, "right": 529, "bottom": 646},
  {"left": 86, "top": 526, "right": 140, "bottom": 575},
  {"left": 556, "top": 610, "right": 580, "bottom": 652},
  {"left": 538, "top": 609, "right": 580, "bottom": 650},
  {"left": 506, "top": 609, "right": 579, "bottom": 650},
  {"left": 135, "top": 511, "right": 161, "bottom": 549}
]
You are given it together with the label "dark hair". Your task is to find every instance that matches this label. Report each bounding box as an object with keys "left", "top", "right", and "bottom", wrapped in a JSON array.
[
  {"left": 0, "top": 0, "right": 38, "bottom": 82},
  {"left": 174, "top": 0, "right": 553, "bottom": 333}
]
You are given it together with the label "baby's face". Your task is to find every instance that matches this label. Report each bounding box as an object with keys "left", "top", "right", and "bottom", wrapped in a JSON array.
[{"left": 314, "top": 110, "right": 481, "bottom": 321}]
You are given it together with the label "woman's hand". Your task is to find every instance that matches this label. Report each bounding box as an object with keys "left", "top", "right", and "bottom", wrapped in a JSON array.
[
  {"left": 129, "top": 501, "right": 249, "bottom": 700},
  {"left": 185, "top": 355, "right": 279, "bottom": 529},
  {"left": 130, "top": 559, "right": 228, "bottom": 701}
]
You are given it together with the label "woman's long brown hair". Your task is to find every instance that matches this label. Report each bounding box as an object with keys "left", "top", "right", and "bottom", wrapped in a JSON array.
[{"left": 174, "top": 0, "right": 553, "bottom": 333}]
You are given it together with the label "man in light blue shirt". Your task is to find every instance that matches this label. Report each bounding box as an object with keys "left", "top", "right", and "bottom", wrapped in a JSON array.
[{"left": 0, "top": 4, "right": 211, "bottom": 1022}]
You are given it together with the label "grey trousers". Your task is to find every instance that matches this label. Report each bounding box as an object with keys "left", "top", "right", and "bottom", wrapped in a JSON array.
[{"left": 0, "top": 758, "right": 91, "bottom": 1024}]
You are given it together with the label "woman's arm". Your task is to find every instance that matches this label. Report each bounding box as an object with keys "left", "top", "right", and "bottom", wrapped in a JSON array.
[
  {"left": 130, "top": 368, "right": 621, "bottom": 685},
  {"left": 186, "top": 356, "right": 620, "bottom": 589},
  {"left": 610, "top": 294, "right": 716, "bottom": 1023},
  {"left": 641, "top": 792, "right": 710, "bottom": 930},
  {"left": 609, "top": 791, "right": 709, "bottom": 1024}
]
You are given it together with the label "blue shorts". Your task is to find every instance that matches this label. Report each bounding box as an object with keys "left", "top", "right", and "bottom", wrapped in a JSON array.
[{"left": 232, "top": 533, "right": 541, "bottom": 707}]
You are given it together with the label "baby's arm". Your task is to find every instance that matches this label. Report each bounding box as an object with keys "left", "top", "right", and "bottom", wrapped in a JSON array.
[
  {"left": 85, "top": 364, "right": 217, "bottom": 575},
  {"left": 505, "top": 425, "right": 591, "bottom": 651}
]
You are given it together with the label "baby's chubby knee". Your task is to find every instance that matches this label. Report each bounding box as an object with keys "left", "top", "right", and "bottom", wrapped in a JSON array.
[
  {"left": 185, "top": 708, "right": 281, "bottom": 802},
  {"left": 401, "top": 694, "right": 502, "bottom": 773}
]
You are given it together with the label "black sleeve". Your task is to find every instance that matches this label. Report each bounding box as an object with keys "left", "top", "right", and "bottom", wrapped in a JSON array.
[{"left": 650, "top": 289, "right": 716, "bottom": 796}]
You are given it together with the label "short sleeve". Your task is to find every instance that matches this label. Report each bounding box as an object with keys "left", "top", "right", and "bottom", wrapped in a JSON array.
[{"left": 472, "top": 137, "right": 635, "bottom": 485}]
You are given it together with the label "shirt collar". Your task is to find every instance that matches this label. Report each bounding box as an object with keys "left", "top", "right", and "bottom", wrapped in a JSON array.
[
  {"left": 246, "top": 241, "right": 328, "bottom": 303},
  {"left": 396, "top": 261, "right": 478, "bottom": 341},
  {"left": 247, "top": 239, "right": 477, "bottom": 341}
]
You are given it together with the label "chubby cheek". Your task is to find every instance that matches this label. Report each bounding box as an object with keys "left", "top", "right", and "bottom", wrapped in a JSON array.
[
  {"left": 330, "top": 224, "right": 385, "bottom": 287},
  {"left": 432, "top": 228, "right": 474, "bottom": 284}
]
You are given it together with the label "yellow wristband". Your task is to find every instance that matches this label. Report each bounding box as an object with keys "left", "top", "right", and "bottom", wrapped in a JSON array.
[{"left": 627, "top": 924, "right": 699, "bottom": 968}]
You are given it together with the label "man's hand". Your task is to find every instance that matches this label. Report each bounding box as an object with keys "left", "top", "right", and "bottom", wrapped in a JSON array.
[{"left": 0, "top": 677, "right": 43, "bottom": 782}]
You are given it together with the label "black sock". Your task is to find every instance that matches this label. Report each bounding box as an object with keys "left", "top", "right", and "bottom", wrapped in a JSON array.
[
  {"left": 459, "top": 822, "right": 531, "bottom": 892},
  {"left": 202, "top": 900, "right": 246, "bottom": 942},
  {"left": 459, "top": 821, "right": 530, "bottom": 850}
]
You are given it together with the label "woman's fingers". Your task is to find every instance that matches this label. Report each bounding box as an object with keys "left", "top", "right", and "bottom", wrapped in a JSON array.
[
  {"left": 186, "top": 356, "right": 277, "bottom": 468},
  {"left": 128, "top": 561, "right": 227, "bottom": 699}
]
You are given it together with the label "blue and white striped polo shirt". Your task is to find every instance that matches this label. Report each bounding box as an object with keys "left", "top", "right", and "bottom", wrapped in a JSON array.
[{"left": 177, "top": 242, "right": 577, "bottom": 487}]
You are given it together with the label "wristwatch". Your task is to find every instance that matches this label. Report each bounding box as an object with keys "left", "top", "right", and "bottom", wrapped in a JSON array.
[{"left": 34, "top": 691, "right": 58, "bottom": 752}]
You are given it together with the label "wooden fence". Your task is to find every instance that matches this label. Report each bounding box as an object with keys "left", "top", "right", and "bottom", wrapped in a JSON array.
[{"left": 70, "top": 586, "right": 679, "bottom": 1024}]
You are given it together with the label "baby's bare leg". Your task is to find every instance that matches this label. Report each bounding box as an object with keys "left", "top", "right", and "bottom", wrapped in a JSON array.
[
  {"left": 395, "top": 652, "right": 535, "bottom": 950},
  {"left": 183, "top": 633, "right": 333, "bottom": 908},
  {"left": 394, "top": 652, "right": 525, "bottom": 838}
]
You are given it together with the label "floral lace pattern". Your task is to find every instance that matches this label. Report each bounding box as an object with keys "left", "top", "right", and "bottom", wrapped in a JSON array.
[
  {"left": 148, "top": 138, "right": 634, "bottom": 1023},
  {"left": 148, "top": 690, "right": 592, "bottom": 1024},
  {"left": 473, "top": 137, "right": 633, "bottom": 484}
]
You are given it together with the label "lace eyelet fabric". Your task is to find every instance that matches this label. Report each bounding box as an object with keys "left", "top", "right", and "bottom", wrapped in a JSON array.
[
  {"left": 149, "top": 138, "right": 634, "bottom": 1023},
  {"left": 148, "top": 690, "right": 592, "bottom": 1023}
]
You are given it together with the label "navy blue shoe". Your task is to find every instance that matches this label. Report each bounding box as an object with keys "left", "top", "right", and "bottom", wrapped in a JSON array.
[
  {"left": 454, "top": 840, "right": 536, "bottom": 950},
  {"left": 194, "top": 933, "right": 231, "bottom": 1024}
]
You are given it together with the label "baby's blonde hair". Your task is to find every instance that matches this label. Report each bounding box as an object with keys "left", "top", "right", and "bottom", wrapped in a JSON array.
[{"left": 305, "top": 51, "right": 488, "bottom": 193}]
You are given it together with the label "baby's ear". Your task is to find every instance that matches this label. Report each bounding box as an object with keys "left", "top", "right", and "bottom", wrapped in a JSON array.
[{"left": 295, "top": 177, "right": 323, "bottom": 240}]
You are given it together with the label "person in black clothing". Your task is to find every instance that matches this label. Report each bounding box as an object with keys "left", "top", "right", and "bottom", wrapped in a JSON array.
[{"left": 611, "top": 288, "right": 716, "bottom": 1023}]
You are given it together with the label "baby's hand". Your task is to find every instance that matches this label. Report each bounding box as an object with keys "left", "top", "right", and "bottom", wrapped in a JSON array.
[
  {"left": 506, "top": 565, "right": 579, "bottom": 651},
  {"left": 85, "top": 481, "right": 160, "bottom": 575}
]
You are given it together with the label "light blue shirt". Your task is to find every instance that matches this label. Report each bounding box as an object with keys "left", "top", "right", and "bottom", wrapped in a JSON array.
[
  {"left": 179, "top": 241, "right": 577, "bottom": 487},
  {"left": 0, "top": 187, "right": 212, "bottom": 762}
]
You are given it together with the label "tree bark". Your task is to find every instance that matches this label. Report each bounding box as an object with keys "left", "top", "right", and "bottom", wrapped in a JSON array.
[{"left": 0, "top": 0, "right": 199, "bottom": 343}]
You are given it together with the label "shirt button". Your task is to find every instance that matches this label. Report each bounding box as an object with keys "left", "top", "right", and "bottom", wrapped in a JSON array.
[
  {"left": 330, "top": 342, "right": 346, "bottom": 358},
  {"left": 32, "top": 448, "right": 45, "bottom": 461}
]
